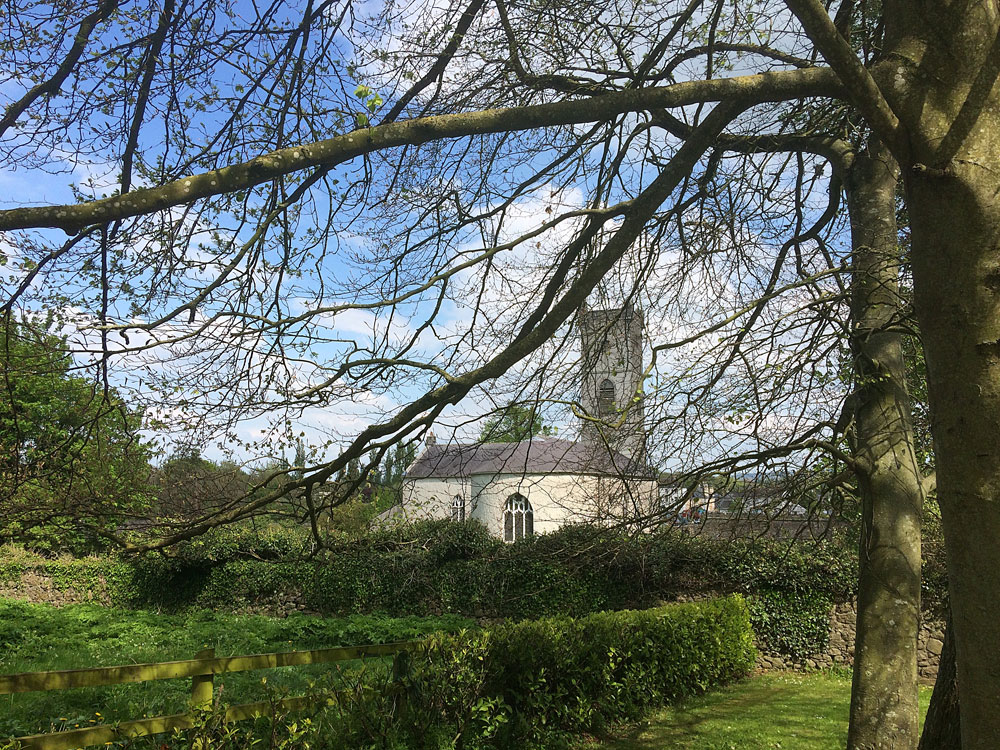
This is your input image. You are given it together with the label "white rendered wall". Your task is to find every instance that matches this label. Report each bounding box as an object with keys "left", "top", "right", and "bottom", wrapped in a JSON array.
[
  {"left": 404, "top": 473, "right": 657, "bottom": 538},
  {"left": 399, "top": 477, "right": 471, "bottom": 521}
]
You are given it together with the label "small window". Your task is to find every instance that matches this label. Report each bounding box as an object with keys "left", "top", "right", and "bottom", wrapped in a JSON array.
[
  {"left": 598, "top": 378, "right": 616, "bottom": 415},
  {"left": 503, "top": 493, "right": 533, "bottom": 542},
  {"left": 451, "top": 494, "right": 466, "bottom": 522}
]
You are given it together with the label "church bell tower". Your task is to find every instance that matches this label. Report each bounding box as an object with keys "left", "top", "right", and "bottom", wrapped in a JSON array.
[{"left": 578, "top": 305, "right": 646, "bottom": 460}]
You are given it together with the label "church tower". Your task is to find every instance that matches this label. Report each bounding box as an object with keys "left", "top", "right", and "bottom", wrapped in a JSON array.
[{"left": 578, "top": 305, "right": 646, "bottom": 460}]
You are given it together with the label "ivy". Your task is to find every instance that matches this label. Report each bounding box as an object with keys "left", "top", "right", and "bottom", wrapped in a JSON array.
[
  {"left": 1, "top": 519, "right": 930, "bottom": 664},
  {"left": 747, "top": 590, "right": 832, "bottom": 658}
]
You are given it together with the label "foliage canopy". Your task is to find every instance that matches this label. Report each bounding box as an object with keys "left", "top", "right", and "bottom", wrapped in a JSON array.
[{"left": 0, "top": 324, "right": 152, "bottom": 552}]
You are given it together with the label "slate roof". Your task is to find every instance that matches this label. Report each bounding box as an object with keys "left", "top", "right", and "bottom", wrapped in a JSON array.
[{"left": 405, "top": 437, "right": 656, "bottom": 480}]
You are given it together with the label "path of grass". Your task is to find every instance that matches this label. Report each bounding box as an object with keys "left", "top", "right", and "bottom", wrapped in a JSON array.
[
  {"left": 0, "top": 598, "right": 473, "bottom": 738},
  {"left": 581, "top": 671, "right": 932, "bottom": 750}
]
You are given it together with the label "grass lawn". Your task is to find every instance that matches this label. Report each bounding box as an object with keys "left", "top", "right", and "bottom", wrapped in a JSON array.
[
  {"left": 581, "top": 671, "right": 932, "bottom": 750},
  {"left": 0, "top": 598, "right": 473, "bottom": 738}
]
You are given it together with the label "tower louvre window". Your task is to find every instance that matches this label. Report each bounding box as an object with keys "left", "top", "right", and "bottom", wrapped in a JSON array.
[{"left": 598, "top": 379, "right": 616, "bottom": 415}]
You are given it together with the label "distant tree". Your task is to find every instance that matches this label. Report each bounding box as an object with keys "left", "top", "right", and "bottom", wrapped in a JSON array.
[
  {"left": 0, "top": 323, "right": 153, "bottom": 551},
  {"left": 291, "top": 439, "right": 307, "bottom": 480},
  {"left": 479, "top": 404, "right": 554, "bottom": 444},
  {"left": 322, "top": 440, "right": 418, "bottom": 534},
  {"left": 347, "top": 457, "right": 361, "bottom": 481},
  {"left": 325, "top": 497, "right": 377, "bottom": 535},
  {"left": 153, "top": 445, "right": 250, "bottom": 520},
  {"left": 380, "top": 452, "right": 393, "bottom": 487},
  {"left": 390, "top": 442, "right": 416, "bottom": 482}
]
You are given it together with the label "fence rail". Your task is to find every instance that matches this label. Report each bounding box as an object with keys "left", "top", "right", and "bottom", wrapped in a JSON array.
[{"left": 2, "top": 640, "right": 418, "bottom": 750}]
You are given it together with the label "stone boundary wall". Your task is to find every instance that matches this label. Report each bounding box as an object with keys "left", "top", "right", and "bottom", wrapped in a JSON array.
[
  {"left": 0, "top": 569, "right": 105, "bottom": 607},
  {"left": 756, "top": 600, "right": 946, "bottom": 682}
]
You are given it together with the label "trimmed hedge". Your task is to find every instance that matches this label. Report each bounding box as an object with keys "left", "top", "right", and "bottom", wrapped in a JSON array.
[{"left": 429, "top": 595, "right": 758, "bottom": 746}]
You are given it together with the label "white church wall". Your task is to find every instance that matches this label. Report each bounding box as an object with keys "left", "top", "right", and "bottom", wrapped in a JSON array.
[
  {"left": 399, "top": 477, "right": 472, "bottom": 521},
  {"left": 403, "top": 473, "right": 659, "bottom": 539},
  {"left": 472, "top": 473, "right": 599, "bottom": 536}
]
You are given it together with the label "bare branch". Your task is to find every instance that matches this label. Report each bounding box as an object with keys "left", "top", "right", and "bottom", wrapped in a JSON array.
[
  {"left": 784, "top": 0, "right": 906, "bottom": 157},
  {"left": 0, "top": 67, "right": 841, "bottom": 233},
  {"left": 0, "top": 0, "right": 122, "bottom": 137}
]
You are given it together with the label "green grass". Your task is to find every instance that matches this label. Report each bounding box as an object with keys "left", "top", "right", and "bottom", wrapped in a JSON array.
[
  {"left": 580, "top": 671, "right": 932, "bottom": 750},
  {"left": 0, "top": 597, "right": 474, "bottom": 738}
]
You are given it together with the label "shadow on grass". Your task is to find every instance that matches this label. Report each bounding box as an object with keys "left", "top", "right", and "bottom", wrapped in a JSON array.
[{"left": 583, "top": 671, "right": 893, "bottom": 750}]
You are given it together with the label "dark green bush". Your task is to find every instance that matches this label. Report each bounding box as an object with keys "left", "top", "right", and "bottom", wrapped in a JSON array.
[
  {"left": 398, "top": 596, "right": 756, "bottom": 748},
  {"left": 714, "top": 539, "right": 855, "bottom": 599},
  {"left": 423, "top": 521, "right": 500, "bottom": 564},
  {"left": 1, "top": 520, "right": 886, "bottom": 661},
  {"left": 164, "top": 523, "right": 314, "bottom": 563}
]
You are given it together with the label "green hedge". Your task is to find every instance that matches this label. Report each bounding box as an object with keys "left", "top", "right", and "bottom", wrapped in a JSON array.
[
  {"left": 0, "top": 521, "right": 858, "bottom": 659},
  {"left": 438, "top": 596, "right": 757, "bottom": 746}
]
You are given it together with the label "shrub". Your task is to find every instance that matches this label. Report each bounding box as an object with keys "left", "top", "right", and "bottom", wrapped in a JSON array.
[
  {"left": 3, "top": 521, "right": 911, "bottom": 663},
  {"left": 399, "top": 596, "right": 756, "bottom": 748},
  {"left": 162, "top": 523, "right": 314, "bottom": 563}
]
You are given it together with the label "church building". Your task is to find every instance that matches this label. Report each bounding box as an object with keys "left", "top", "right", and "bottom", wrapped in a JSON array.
[{"left": 393, "top": 306, "right": 658, "bottom": 540}]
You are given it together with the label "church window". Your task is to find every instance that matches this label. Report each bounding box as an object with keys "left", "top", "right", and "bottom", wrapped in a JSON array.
[
  {"left": 503, "top": 493, "right": 533, "bottom": 542},
  {"left": 452, "top": 494, "right": 466, "bottom": 522},
  {"left": 598, "top": 379, "right": 616, "bottom": 415}
]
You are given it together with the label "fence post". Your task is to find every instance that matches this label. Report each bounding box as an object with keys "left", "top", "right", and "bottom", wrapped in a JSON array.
[
  {"left": 190, "top": 647, "right": 215, "bottom": 710},
  {"left": 391, "top": 648, "right": 410, "bottom": 719}
]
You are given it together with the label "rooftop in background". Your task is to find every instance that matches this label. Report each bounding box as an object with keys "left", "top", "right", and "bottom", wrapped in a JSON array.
[{"left": 405, "top": 436, "right": 656, "bottom": 480}]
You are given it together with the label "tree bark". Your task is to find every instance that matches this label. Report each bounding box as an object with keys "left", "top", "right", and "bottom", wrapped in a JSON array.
[
  {"left": 877, "top": 5, "right": 1000, "bottom": 746},
  {"left": 906, "top": 162, "right": 1000, "bottom": 748},
  {"left": 918, "top": 614, "right": 961, "bottom": 750},
  {"left": 845, "top": 139, "right": 924, "bottom": 750}
]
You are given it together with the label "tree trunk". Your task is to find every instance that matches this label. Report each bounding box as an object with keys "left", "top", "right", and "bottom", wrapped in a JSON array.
[
  {"left": 845, "top": 139, "right": 923, "bottom": 750},
  {"left": 879, "top": 5, "right": 1000, "bottom": 745},
  {"left": 906, "top": 164, "right": 1000, "bottom": 747},
  {"left": 918, "top": 614, "right": 961, "bottom": 750}
]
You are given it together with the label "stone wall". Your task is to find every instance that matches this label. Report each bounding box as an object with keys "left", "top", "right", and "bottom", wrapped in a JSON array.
[
  {"left": 0, "top": 567, "right": 120, "bottom": 607},
  {"left": 756, "top": 600, "right": 946, "bottom": 682}
]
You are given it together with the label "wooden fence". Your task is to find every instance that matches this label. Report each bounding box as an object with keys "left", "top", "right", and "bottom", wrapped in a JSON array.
[{"left": 1, "top": 640, "right": 418, "bottom": 750}]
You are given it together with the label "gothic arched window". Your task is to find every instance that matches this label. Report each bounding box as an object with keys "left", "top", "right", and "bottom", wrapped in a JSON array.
[
  {"left": 598, "top": 378, "right": 616, "bottom": 415},
  {"left": 451, "top": 494, "right": 466, "bottom": 522},
  {"left": 503, "top": 493, "right": 533, "bottom": 542}
]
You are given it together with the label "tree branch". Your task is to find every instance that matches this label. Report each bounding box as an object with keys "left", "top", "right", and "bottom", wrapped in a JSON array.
[
  {"left": 383, "top": 0, "right": 489, "bottom": 121},
  {"left": 0, "top": 67, "right": 842, "bottom": 233},
  {"left": 651, "top": 109, "right": 856, "bottom": 172},
  {"left": 784, "top": 0, "right": 906, "bottom": 158},
  {"left": 0, "top": 0, "right": 122, "bottom": 138},
  {"left": 120, "top": 99, "right": 748, "bottom": 552}
]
